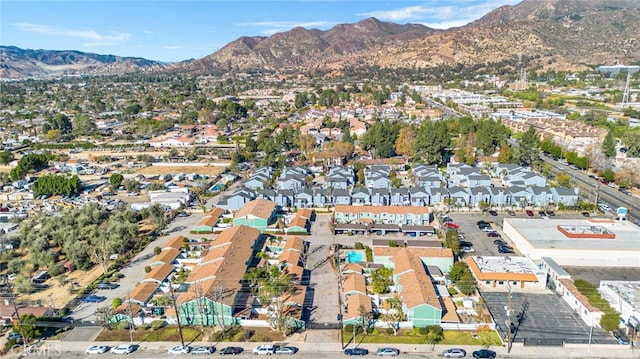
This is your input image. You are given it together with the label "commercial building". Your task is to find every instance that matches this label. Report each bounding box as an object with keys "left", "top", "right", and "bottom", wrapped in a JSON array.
[
  {"left": 466, "top": 256, "right": 547, "bottom": 291},
  {"left": 502, "top": 218, "right": 640, "bottom": 267}
]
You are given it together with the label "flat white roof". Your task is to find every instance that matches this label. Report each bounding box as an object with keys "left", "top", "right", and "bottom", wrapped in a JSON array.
[
  {"left": 472, "top": 256, "right": 539, "bottom": 275},
  {"left": 504, "top": 218, "right": 640, "bottom": 251},
  {"left": 600, "top": 281, "right": 640, "bottom": 310}
]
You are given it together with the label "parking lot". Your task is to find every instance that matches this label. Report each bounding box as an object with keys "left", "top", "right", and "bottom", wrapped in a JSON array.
[
  {"left": 482, "top": 291, "right": 616, "bottom": 346},
  {"left": 440, "top": 210, "right": 605, "bottom": 259}
]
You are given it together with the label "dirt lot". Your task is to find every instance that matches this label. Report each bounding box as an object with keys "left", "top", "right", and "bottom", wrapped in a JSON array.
[
  {"left": 19, "top": 266, "right": 105, "bottom": 308},
  {"left": 134, "top": 164, "right": 228, "bottom": 176}
]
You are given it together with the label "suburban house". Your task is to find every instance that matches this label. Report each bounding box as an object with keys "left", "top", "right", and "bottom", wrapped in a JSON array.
[
  {"left": 218, "top": 189, "right": 254, "bottom": 211},
  {"left": 192, "top": 207, "right": 224, "bottom": 233},
  {"left": 333, "top": 205, "right": 432, "bottom": 226},
  {"left": 391, "top": 249, "right": 443, "bottom": 327},
  {"left": 175, "top": 226, "right": 262, "bottom": 327},
  {"left": 527, "top": 186, "right": 553, "bottom": 207},
  {"left": 551, "top": 187, "right": 579, "bottom": 206},
  {"left": 233, "top": 199, "right": 278, "bottom": 230}
]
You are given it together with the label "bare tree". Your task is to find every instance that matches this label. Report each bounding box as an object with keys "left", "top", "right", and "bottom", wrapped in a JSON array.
[
  {"left": 380, "top": 297, "right": 405, "bottom": 336},
  {"left": 190, "top": 281, "right": 208, "bottom": 334},
  {"left": 208, "top": 283, "right": 235, "bottom": 337},
  {"left": 94, "top": 306, "right": 115, "bottom": 329},
  {"left": 89, "top": 234, "right": 111, "bottom": 274}
]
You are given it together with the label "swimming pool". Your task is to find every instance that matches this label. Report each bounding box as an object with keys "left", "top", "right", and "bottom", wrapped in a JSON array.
[{"left": 346, "top": 251, "right": 364, "bottom": 263}]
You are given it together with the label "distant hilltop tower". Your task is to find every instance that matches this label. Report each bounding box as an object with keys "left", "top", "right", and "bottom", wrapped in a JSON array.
[{"left": 518, "top": 54, "right": 528, "bottom": 91}]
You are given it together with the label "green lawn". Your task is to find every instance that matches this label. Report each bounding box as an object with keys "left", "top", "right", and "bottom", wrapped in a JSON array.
[
  {"left": 343, "top": 329, "right": 502, "bottom": 346},
  {"left": 95, "top": 327, "right": 200, "bottom": 342}
]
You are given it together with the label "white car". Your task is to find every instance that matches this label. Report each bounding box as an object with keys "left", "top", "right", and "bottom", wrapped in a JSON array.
[
  {"left": 168, "top": 345, "right": 191, "bottom": 355},
  {"left": 253, "top": 344, "right": 277, "bottom": 355},
  {"left": 443, "top": 348, "right": 467, "bottom": 358},
  {"left": 110, "top": 344, "right": 135, "bottom": 355},
  {"left": 85, "top": 345, "right": 109, "bottom": 354},
  {"left": 460, "top": 246, "right": 475, "bottom": 253}
]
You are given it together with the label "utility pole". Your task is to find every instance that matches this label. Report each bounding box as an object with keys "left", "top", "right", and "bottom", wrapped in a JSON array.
[
  {"left": 506, "top": 285, "right": 513, "bottom": 353},
  {"left": 334, "top": 232, "right": 345, "bottom": 349},
  {"left": 8, "top": 284, "right": 29, "bottom": 352},
  {"left": 126, "top": 297, "right": 136, "bottom": 343},
  {"left": 169, "top": 280, "right": 185, "bottom": 346},
  {"left": 594, "top": 185, "right": 600, "bottom": 213}
]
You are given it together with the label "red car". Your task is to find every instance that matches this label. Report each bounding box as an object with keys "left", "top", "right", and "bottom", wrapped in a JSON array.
[
  {"left": 525, "top": 210, "right": 534, "bottom": 216},
  {"left": 445, "top": 222, "right": 459, "bottom": 229}
]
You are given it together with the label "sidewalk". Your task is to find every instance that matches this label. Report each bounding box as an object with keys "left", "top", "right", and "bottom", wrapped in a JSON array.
[{"left": 42, "top": 333, "right": 640, "bottom": 358}]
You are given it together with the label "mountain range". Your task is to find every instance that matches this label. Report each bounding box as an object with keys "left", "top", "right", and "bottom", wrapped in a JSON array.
[{"left": 2, "top": 0, "right": 639, "bottom": 79}]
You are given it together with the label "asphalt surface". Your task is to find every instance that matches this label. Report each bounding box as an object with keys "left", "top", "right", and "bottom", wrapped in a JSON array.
[{"left": 482, "top": 292, "right": 616, "bottom": 346}]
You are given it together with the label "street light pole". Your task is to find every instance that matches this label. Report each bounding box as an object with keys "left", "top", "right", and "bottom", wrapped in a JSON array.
[{"left": 506, "top": 284, "right": 513, "bottom": 353}]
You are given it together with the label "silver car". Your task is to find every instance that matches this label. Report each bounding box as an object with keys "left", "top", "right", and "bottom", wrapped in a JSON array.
[
  {"left": 443, "top": 348, "right": 466, "bottom": 358},
  {"left": 376, "top": 347, "right": 400, "bottom": 356}
]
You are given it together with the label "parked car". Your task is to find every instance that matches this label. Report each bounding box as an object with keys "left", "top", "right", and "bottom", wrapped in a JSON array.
[
  {"left": 168, "top": 345, "right": 191, "bottom": 355},
  {"left": 8, "top": 332, "right": 22, "bottom": 340},
  {"left": 481, "top": 226, "right": 496, "bottom": 233},
  {"left": 460, "top": 246, "right": 475, "bottom": 253},
  {"left": 191, "top": 346, "right": 215, "bottom": 355},
  {"left": 525, "top": 210, "right": 534, "bottom": 216},
  {"left": 488, "top": 210, "right": 498, "bottom": 216},
  {"left": 547, "top": 210, "right": 555, "bottom": 216},
  {"left": 487, "top": 232, "right": 500, "bottom": 238},
  {"left": 376, "top": 347, "right": 400, "bottom": 356},
  {"left": 445, "top": 222, "right": 459, "bottom": 229},
  {"left": 344, "top": 347, "right": 369, "bottom": 356},
  {"left": 219, "top": 346, "right": 243, "bottom": 355},
  {"left": 275, "top": 346, "right": 298, "bottom": 355},
  {"left": 477, "top": 220, "right": 491, "bottom": 226},
  {"left": 253, "top": 344, "right": 277, "bottom": 355},
  {"left": 110, "top": 344, "right": 135, "bottom": 355},
  {"left": 97, "top": 282, "right": 119, "bottom": 290},
  {"left": 493, "top": 239, "right": 507, "bottom": 246},
  {"left": 443, "top": 348, "right": 467, "bottom": 358},
  {"left": 538, "top": 211, "right": 547, "bottom": 217},
  {"left": 472, "top": 349, "right": 496, "bottom": 358},
  {"left": 582, "top": 211, "right": 590, "bottom": 217},
  {"left": 614, "top": 331, "right": 629, "bottom": 345},
  {"left": 85, "top": 345, "right": 109, "bottom": 354},
  {"left": 82, "top": 294, "right": 107, "bottom": 303},
  {"left": 507, "top": 210, "right": 516, "bottom": 216},
  {"left": 459, "top": 241, "right": 473, "bottom": 247},
  {"left": 498, "top": 246, "right": 514, "bottom": 254}
]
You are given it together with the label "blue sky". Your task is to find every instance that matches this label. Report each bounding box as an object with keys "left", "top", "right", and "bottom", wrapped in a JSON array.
[{"left": 1, "top": 0, "right": 521, "bottom": 63}]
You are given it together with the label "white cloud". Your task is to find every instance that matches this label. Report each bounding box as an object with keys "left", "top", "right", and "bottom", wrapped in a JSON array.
[
  {"left": 144, "top": 30, "right": 154, "bottom": 35},
  {"left": 358, "top": 5, "right": 435, "bottom": 21},
  {"left": 243, "top": 20, "right": 334, "bottom": 36},
  {"left": 162, "top": 45, "right": 189, "bottom": 50},
  {"left": 358, "top": 0, "right": 521, "bottom": 28},
  {"left": 13, "top": 22, "right": 131, "bottom": 44}
]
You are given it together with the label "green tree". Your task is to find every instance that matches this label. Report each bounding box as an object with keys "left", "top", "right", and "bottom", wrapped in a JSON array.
[
  {"left": 457, "top": 271, "right": 477, "bottom": 296},
  {"left": 517, "top": 126, "right": 541, "bottom": 166},
  {"left": 600, "top": 312, "right": 621, "bottom": 332},
  {"left": 111, "top": 297, "right": 123, "bottom": 309},
  {"left": 109, "top": 173, "right": 124, "bottom": 189},
  {"left": 19, "top": 313, "right": 43, "bottom": 341},
  {"left": 602, "top": 168, "right": 616, "bottom": 182},
  {"left": 449, "top": 261, "right": 468, "bottom": 282},
  {"left": 602, "top": 131, "right": 616, "bottom": 159},
  {"left": 370, "top": 267, "right": 393, "bottom": 294},
  {"left": 123, "top": 178, "right": 141, "bottom": 193},
  {"left": 497, "top": 144, "right": 511, "bottom": 163},
  {"left": 425, "top": 325, "right": 444, "bottom": 350},
  {"left": 414, "top": 121, "right": 450, "bottom": 165},
  {"left": 0, "top": 150, "right": 14, "bottom": 165}
]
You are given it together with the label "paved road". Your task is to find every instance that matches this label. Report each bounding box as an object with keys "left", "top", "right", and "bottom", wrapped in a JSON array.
[{"left": 17, "top": 340, "right": 638, "bottom": 359}]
